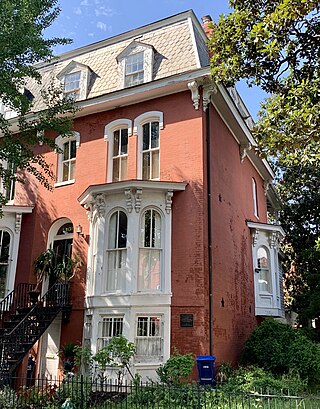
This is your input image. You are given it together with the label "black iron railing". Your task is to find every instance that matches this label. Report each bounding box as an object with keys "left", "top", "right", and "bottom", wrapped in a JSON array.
[{"left": 0, "top": 283, "right": 34, "bottom": 328}]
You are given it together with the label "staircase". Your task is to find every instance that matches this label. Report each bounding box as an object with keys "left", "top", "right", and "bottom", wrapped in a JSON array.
[{"left": 0, "top": 282, "right": 71, "bottom": 381}]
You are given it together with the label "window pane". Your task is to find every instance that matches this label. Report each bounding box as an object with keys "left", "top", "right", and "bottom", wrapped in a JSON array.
[
  {"left": 120, "top": 157, "right": 127, "bottom": 181},
  {"left": 149, "top": 316, "right": 161, "bottom": 336},
  {"left": 137, "top": 317, "right": 148, "bottom": 336},
  {"left": 57, "top": 223, "right": 74, "bottom": 236},
  {"left": 108, "top": 212, "right": 118, "bottom": 249},
  {"left": 142, "top": 152, "right": 150, "bottom": 179},
  {"left": 69, "top": 160, "right": 75, "bottom": 180},
  {"left": 63, "top": 142, "right": 70, "bottom": 160},
  {"left": 62, "top": 163, "right": 69, "bottom": 181},
  {"left": 120, "top": 129, "right": 128, "bottom": 155},
  {"left": 151, "top": 150, "right": 160, "bottom": 179},
  {"left": 70, "top": 140, "right": 77, "bottom": 159},
  {"left": 151, "top": 122, "right": 159, "bottom": 148},
  {"left": 0, "top": 265, "right": 8, "bottom": 299},
  {"left": 113, "top": 158, "right": 120, "bottom": 182},
  {"left": 118, "top": 211, "right": 127, "bottom": 248},
  {"left": 143, "top": 210, "right": 151, "bottom": 248},
  {"left": 1, "top": 232, "right": 10, "bottom": 261},
  {"left": 107, "top": 249, "right": 126, "bottom": 291},
  {"left": 143, "top": 123, "right": 149, "bottom": 151},
  {"left": 113, "top": 130, "right": 120, "bottom": 156},
  {"left": 257, "top": 247, "right": 271, "bottom": 293},
  {"left": 138, "top": 249, "right": 161, "bottom": 290}
]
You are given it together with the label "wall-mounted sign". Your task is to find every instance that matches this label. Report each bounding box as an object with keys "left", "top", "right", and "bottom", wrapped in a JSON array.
[{"left": 180, "top": 313, "right": 194, "bottom": 328}]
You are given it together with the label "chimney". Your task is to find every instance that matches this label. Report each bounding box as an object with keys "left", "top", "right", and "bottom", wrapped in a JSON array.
[{"left": 201, "top": 15, "right": 214, "bottom": 38}]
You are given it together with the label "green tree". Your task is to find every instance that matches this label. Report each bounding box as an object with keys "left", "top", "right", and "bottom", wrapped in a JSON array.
[
  {"left": 0, "top": 0, "right": 76, "bottom": 207},
  {"left": 278, "top": 161, "right": 320, "bottom": 325},
  {"left": 208, "top": 0, "right": 319, "bottom": 163}
]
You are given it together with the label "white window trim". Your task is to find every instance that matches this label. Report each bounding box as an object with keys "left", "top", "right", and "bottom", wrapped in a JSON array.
[
  {"left": 0, "top": 160, "right": 16, "bottom": 203},
  {"left": 55, "top": 132, "right": 80, "bottom": 186},
  {"left": 134, "top": 112, "right": 163, "bottom": 180},
  {"left": 57, "top": 61, "right": 91, "bottom": 101},
  {"left": 252, "top": 178, "right": 259, "bottom": 219},
  {"left": 135, "top": 314, "right": 164, "bottom": 363},
  {"left": 104, "top": 119, "right": 132, "bottom": 183},
  {"left": 117, "top": 41, "right": 154, "bottom": 89}
]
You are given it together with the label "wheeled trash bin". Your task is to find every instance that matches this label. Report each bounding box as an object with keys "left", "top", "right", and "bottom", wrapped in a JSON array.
[{"left": 196, "top": 355, "right": 216, "bottom": 386}]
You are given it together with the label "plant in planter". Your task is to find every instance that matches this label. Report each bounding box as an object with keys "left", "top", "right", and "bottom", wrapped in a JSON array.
[{"left": 30, "top": 249, "right": 81, "bottom": 304}]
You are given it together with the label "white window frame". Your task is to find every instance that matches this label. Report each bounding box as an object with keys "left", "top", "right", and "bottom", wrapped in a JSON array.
[
  {"left": 64, "top": 71, "right": 81, "bottom": 100},
  {"left": 97, "top": 316, "right": 124, "bottom": 349},
  {"left": 117, "top": 41, "right": 154, "bottom": 89},
  {"left": 252, "top": 178, "right": 259, "bottom": 219},
  {"left": 135, "top": 315, "right": 163, "bottom": 363},
  {"left": 57, "top": 61, "right": 91, "bottom": 101},
  {"left": 124, "top": 52, "right": 145, "bottom": 87},
  {"left": 134, "top": 112, "right": 163, "bottom": 180},
  {"left": 247, "top": 221, "right": 285, "bottom": 317},
  {"left": 0, "top": 161, "right": 16, "bottom": 203},
  {"left": 55, "top": 132, "right": 80, "bottom": 186},
  {"left": 138, "top": 208, "right": 163, "bottom": 292},
  {"left": 0, "top": 229, "right": 11, "bottom": 299},
  {"left": 104, "top": 119, "right": 132, "bottom": 183},
  {"left": 105, "top": 209, "right": 128, "bottom": 293}
]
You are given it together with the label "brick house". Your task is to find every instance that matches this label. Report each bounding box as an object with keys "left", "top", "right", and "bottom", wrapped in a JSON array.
[{"left": 0, "top": 10, "right": 284, "bottom": 381}]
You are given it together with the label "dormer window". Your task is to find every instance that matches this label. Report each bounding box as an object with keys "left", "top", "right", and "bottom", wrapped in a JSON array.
[
  {"left": 64, "top": 71, "right": 81, "bottom": 99},
  {"left": 57, "top": 61, "right": 91, "bottom": 101},
  {"left": 117, "top": 41, "right": 154, "bottom": 89},
  {"left": 125, "top": 52, "right": 144, "bottom": 87}
]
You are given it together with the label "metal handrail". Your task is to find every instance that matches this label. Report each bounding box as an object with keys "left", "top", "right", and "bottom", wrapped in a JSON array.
[{"left": 0, "top": 283, "right": 34, "bottom": 328}]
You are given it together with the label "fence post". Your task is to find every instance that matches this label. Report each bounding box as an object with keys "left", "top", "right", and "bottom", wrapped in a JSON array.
[
  {"left": 80, "top": 374, "right": 84, "bottom": 409},
  {"left": 197, "top": 383, "right": 201, "bottom": 409}
]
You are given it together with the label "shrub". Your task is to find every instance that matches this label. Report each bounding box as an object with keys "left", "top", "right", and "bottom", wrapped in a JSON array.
[
  {"left": 0, "top": 385, "right": 18, "bottom": 408},
  {"left": 156, "top": 350, "right": 194, "bottom": 385},
  {"left": 241, "top": 319, "right": 320, "bottom": 385}
]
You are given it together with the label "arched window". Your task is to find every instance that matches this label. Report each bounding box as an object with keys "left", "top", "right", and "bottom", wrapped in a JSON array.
[
  {"left": 252, "top": 178, "right": 259, "bottom": 218},
  {"left": 257, "top": 246, "right": 271, "bottom": 293},
  {"left": 0, "top": 230, "right": 10, "bottom": 299},
  {"left": 106, "top": 210, "right": 127, "bottom": 291},
  {"left": 138, "top": 209, "right": 162, "bottom": 291},
  {"left": 134, "top": 111, "right": 163, "bottom": 180}
]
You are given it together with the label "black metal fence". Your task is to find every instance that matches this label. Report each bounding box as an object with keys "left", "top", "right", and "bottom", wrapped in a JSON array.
[{"left": 1, "top": 376, "right": 320, "bottom": 409}]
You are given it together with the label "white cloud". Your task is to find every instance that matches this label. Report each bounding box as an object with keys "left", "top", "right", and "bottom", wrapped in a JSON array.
[
  {"left": 94, "top": 5, "right": 115, "bottom": 17},
  {"left": 80, "top": 0, "right": 90, "bottom": 5},
  {"left": 73, "top": 7, "right": 82, "bottom": 15},
  {"left": 96, "top": 21, "right": 107, "bottom": 31},
  {"left": 88, "top": 33, "right": 94, "bottom": 37}
]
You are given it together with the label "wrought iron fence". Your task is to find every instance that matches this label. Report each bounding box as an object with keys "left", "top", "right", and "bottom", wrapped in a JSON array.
[{"left": 1, "top": 376, "right": 320, "bottom": 409}]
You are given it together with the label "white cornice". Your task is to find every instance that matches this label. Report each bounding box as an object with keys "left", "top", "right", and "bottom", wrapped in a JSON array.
[
  {"left": 3, "top": 205, "right": 34, "bottom": 214},
  {"left": 78, "top": 180, "right": 187, "bottom": 206},
  {"left": 246, "top": 221, "right": 285, "bottom": 237}
]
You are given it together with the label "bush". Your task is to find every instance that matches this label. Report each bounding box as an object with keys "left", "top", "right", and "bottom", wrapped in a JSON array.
[
  {"left": 0, "top": 385, "right": 18, "bottom": 408},
  {"left": 241, "top": 319, "right": 320, "bottom": 385},
  {"left": 156, "top": 351, "right": 194, "bottom": 385}
]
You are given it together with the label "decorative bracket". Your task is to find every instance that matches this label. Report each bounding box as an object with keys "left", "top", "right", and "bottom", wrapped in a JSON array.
[
  {"left": 165, "top": 191, "right": 173, "bottom": 214},
  {"left": 15, "top": 213, "right": 22, "bottom": 233},
  {"left": 124, "top": 188, "right": 133, "bottom": 213},
  {"left": 134, "top": 188, "right": 143, "bottom": 213},
  {"left": 252, "top": 229, "right": 259, "bottom": 247},
  {"left": 264, "top": 179, "right": 272, "bottom": 195},
  {"left": 269, "top": 231, "right": 278, "bottom": 249},
  {"left": 240, "top": 142, "right": 252, "bottom": 163},
  {"left": 203, "top": 83, "right": 217, "bottom": 111},
  {"left": 188, "top": 81, "right": 200, "bottom": 110},
  {"left": 93, "top": 193, "right": 106, "bottom": 218},
  {"left": 84, "top": 203, "right": 94, "bottom": 222}
]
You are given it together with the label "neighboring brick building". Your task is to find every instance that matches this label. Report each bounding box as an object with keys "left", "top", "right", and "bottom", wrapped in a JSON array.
[{"left": 0, "top": 10, "right": 284, "bottom": 381}]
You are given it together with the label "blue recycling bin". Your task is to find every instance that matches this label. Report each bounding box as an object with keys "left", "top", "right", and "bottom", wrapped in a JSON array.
[{"left": 196, "top": 356, "right": 216, "bottom": 386}]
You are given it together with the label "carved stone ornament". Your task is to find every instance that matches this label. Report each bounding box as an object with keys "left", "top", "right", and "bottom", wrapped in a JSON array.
[
  {"left": 135, "top": 188, "right": 143, "bottom": 213},
  {"left": 203, "top": 83, "right": 217, "bottom": 111},
  {"left": 93, "top": 193, "right": 106, "bottom": 218},
  {"left": 165, "top": 191, "right": 173, "bottom": 214},
  {"left": 252, "top": 229, "right": 259, "bottom": 247},
  {"left": 240, "top": 142, "right": 252, "bottom": 163},
  {"left": 188, "top": 81, "right": 200, "bottom": 110},
  {"left": 269, "top": 231, "right": 279, "bottom": 249},
  {"left": 124, "top": 188, "right": 133, "bottom": 213},
  {"left": 15, "top": 213, "right": 22, "bottom": 233},
  {"left": 264, "top": 180, "right": 271, "bottom": 195},
  {"left": 84, "top": 203, "right": 94, "bottom": 222}
]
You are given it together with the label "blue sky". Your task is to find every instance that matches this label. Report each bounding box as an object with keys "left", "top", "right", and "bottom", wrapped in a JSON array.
[{"left": 46, "top": 0, "right": 267, "bottom": 119}]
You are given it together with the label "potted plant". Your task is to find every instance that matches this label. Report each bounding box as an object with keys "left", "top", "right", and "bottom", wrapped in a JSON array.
[{"left": 30, "top": 249, "right": 81, "bottom": 304}]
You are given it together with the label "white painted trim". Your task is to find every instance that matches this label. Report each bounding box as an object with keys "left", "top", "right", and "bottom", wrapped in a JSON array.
[
  {"left": 188, "top": 17, "right": 201, "bottom": 68},
  {"left": 2, "top": 205, "right": 33, "bottom": 214},
  {"left": 246, "top": 221, "right": 285, "bottom": 237},
  {"left": 54, "top": 179, "right": 75, "bottom": 188},
  {"left": 55, "top": 132, "right": 80, "bottom": 183}
]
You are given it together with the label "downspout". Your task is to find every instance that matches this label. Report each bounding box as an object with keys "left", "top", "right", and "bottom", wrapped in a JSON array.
[{"left": 205, "top": 96, "right": 213, "bottom": 356}]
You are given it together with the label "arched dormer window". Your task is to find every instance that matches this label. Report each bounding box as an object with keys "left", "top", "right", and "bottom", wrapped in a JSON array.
[
  {"left": 104, "top": 119, "right": 132, "bottom": 182},
  {"left": 55, "top": 132, "right": 80, "bottom": 186},
  {"left": 256, "top": 246, "right": 271, "bottom": 293},
  {"left": 134, "top": 112, "right": 163, "bottom": 180},
  {"left": 138, "top": 208, "right": 162, "bottom": 291},
  {"left": 106, "top": 210, "right": 127, "bottom": 292}
]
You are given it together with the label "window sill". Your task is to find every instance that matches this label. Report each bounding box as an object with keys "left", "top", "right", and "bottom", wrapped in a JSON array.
[{"left": 54, "top": 179, "right": 75, "bottom": 188}]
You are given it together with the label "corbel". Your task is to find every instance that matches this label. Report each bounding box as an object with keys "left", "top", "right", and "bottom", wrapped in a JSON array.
[{"left": 188, "top": 81, "right": 200, "bottom": 110}]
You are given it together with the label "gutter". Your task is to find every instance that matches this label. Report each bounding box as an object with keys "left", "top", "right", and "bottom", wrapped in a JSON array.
[{"left": 204, "top": 94, "right": 213, "bottom": 356}]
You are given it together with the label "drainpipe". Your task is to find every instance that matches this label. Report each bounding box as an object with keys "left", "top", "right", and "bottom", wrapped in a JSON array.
[{"left": 205, "top": 96, "right": 213, "bottom": 356}]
